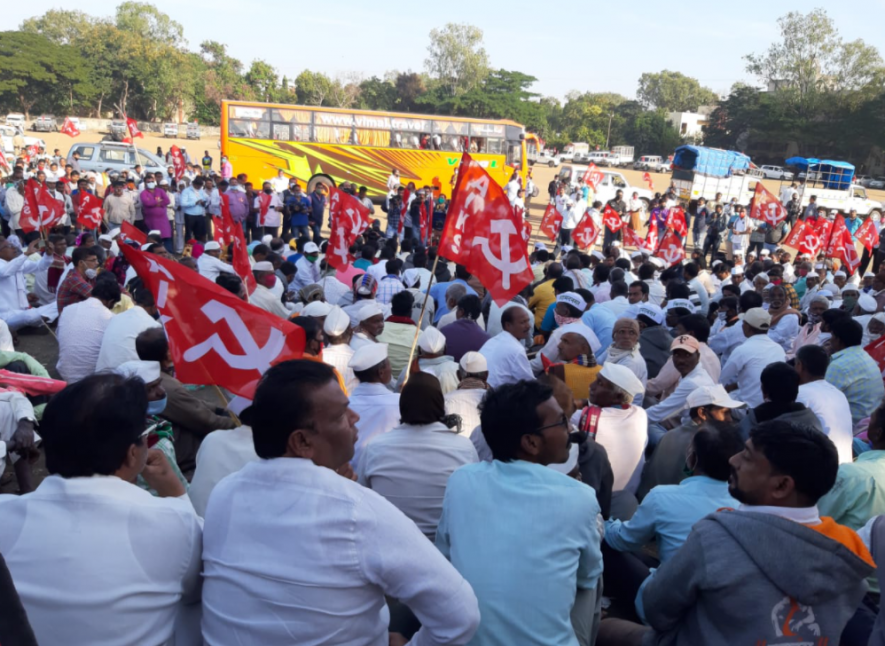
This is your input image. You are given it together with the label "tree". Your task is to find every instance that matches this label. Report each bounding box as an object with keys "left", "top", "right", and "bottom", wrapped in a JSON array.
[
  {"left": 394, "top": 72, "right": 425, "bottom": 111},
  {"left": 114, "top": 1, "right": 183, "bottom": 46},
  {"left": 425, "top": 23, "right": 489, "bottom": 96},
  {"left": 358, "top": 76, "right": 397, "bottom": 111},
  {"left": 637, "top": 71, "right": 717, "bottom": 112},
  {"left": 294, "top": 70, "right": 333, "bottom": 106},
  {"left": 244, "top": 60, "right": 279, "bottom": 103},
  {"left": 20, "top": 9, "right": 96, "bottom": 46}
]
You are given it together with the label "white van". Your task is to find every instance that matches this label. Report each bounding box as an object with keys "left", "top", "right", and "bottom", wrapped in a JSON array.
[{"left": 634, "top": 155, "right": 663, "bottom": 171}]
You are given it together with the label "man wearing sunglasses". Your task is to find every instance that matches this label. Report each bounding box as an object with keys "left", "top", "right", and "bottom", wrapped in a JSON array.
[{"left": 436, "top": 378, "right": 604, "bottom": 645}]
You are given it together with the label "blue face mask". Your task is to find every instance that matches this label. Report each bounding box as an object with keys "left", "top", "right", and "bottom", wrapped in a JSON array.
[{"left": 147, "top": 396, "right": 167, "bottom": 416}]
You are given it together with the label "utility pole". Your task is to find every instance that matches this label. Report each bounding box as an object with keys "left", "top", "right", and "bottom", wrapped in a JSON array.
[{"left": 605, "top": 112, "right": 614, "bottom": 150}]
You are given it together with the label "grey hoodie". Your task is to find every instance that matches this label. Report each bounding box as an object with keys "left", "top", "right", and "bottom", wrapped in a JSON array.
[
  {"left": 639, "top": 325, "right": 673, "bottom": 379},
  {"left": 641, "top": 510, "right": 873, "bottom": 646}
]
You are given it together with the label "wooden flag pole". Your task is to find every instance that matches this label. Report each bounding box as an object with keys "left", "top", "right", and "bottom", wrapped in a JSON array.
[{"left": 401, "top": 253, "right": 440, "bottom": 389}]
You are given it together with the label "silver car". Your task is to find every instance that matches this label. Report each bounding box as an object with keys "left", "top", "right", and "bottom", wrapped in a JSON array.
[{"left": 67, "top": 142, "right": 169, "bottom": 179}]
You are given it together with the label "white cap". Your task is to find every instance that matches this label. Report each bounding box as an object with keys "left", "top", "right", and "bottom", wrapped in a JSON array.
[
  {"left": 534, "top": 242, "right": 548, "bottom": 251},
  {"left": 98, "top": 234, "right": 113, "bottom": 242},
  {"left": 109, "top": 228, "right": 121, "bottom": 239},
  {"left": 591, "top": 250, "right": 604, "bottom": 260},
  {"left": 712, "top": 259, "right": 722, "bottom": 268},
  {"left": 304, "top": 242, "right": 320, "bottom": 254},
  {"left": 556, "top": 292, "right": 587, "bottom": 312},
  {"left": 323, "top": 306, "right": 350, "bottom": 336},
  {"left": 864, "top": 271, "right": 876, "bottom": 278},
  {"left": 559, "top": 322, "right": 601, "bottom": 354},
  {"left": 834, "top": 270, "right": 847, "bottom": 278},
  {"left": 630, "top": 250, "right": 643, "bottom": 259},
  {"left": 562, "top": 245, "right": 574, "bottom": 254},
  {"left": 204, "top": 241, "right": 221, "bottom": 251},
  {"left": 649, "top": 257, "right": 665, "bottom": 268},
  {"left": 418, "top": 326, "right": 447, "bottom": 354},
  {"left": 859, "top": 293, "right": 877, "bottom": 312},
  {"left": 115, "top": 360, "right": 161, "bottom": 384},
  {"left": 731, "top": 266, "right": 744, "bottom": 276},
  {"left": 261, "top": 234, "right": 273, "bottom": 245},
  {"left": 252, "top": 260, "right": 274, "bottom": 272},
  {"left": 637, "top": 303, "right": 664, "bottom": 325},
  {"left": 612, "top": 240, "right": 621, "bottom": 247},
  {"left": 148, "top": 229, "right": 161, "bottom": 236},
  {"left": 873, "top": 313, "right": 885, "bottom": 325},
  {"left": 402, "top": 268, "right": 422, "bottom": 288},
  {"left": 357, "top": 301, "right": 384, "bottom": 321},
  {"left": 686, "top": 384, "right": 745, "bottom": 409},
  {"left": 666, "top": 298, "right": 695, "bottom": 313},
  {"left": 754, "top": 273, "right": 769, "bottom": 284},
  {"left": 742, "top": 307, "right": 772, "bottom": 331},
  {"left": 349, "top": 343, "right": 388, "bottom": 371},
  {"left": 140, "top": 243, "right": 153, "bottom": 251},
  {"left": 459, "top": 351, "right": 488, "bottom": 374},
  {"left": 302, "top": 301, "right": 332, "bottom": 317},
  {"left": 548, "top": 444, "right": 579, "bottom": 475},
  {"left": 842, "top": 284, "right": 860, "bottom": 294},
  {"left": 760, "top": 249, "right": 771, "bottom": 256},
  {"left": 815, "top": 263, "right": 825, "bottom": 270},
  {"left": 599, "top": 362, "right": 645, "bottom": 398}
]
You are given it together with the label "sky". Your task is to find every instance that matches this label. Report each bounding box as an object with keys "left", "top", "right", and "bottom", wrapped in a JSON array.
[{"left": 9, "top": 0, "right": 885, "bottom": 102}]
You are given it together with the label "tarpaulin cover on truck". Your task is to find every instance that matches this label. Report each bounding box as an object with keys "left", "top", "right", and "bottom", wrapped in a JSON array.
[
  {"left": 673, "top": 146, "right": 751, "bottom": 178},
  {"left": 785, "top": 157, "right": 855, "bottom": 190}
]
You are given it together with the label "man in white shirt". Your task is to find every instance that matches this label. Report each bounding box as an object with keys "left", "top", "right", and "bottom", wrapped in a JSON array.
[
  {"left": 795, "top": 345, "right": 854, "bottom": 464},
  {"left": 720, "top": 308, "right": 786, "bottom": 408},
  {"left": 95, "top": 278, "right": 162, "bottom": 372},
  {"left": 445, "top": 352, "right": 490, "bottom": 435},
  {"left": 197, "top": 240, "right": 236, "bottom": 283},
  {"left": 250, "top": 261, "right": 289, "bottom": 318},
  {"left": 386, "top": 168, "right": 401, "bottom": 195},
  {"left": 321, "top": 306, "right": 358, "bottom": 394},
  {"left": 56, "top": 275, "right": 120, "bottom": 383},
  {"left": 291, "top": 241, "right": 322, "bottom": 293},
  {"left": 347, "top": 343, "right": 401, "bottom": 468},
  {"left": 505, "top": 175, "right": 521, "bottom": 206},
  {"left": 201, "top": 359, "right": 480, "bottom": 645},
  {"left": 269, "top": 169, "right": 289, "bottom": 195},
  {"left": 780, "top": 181, "right": 798, "bottom": 207},
  {"left": 480, "top": 305, "right": 534, "bottom": 388},
  {"left": 189, "top": 423, "right": 258, "bottom": 517},
  {"left": 0, "top": 238, "right": 53, "bottom": 331},
  {"left": 0, "top": 372, "right": 202, "bottom": 646},
  {"left": 600, "top": 280, "right": 631, "bottom": 317}
]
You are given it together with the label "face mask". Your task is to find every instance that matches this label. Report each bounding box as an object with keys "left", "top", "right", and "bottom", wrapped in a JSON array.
[
  {"left": 263, "top": 274, "right": 276, "bottom": 288},
  {"left": 554, "top": 311, "right": 579, "bottom": 328},
  {"left": 808, "top": 312, "right": 822, "bottom": 325},
  {"left": 718, "top": 311, "right": 727, "bottom": 321},
  {"left": 843, "top": 296, "right": 858, "bottom": 311},
  {"left": 264, "top": 188, "right": 273, "bottom": 194},
  {"left": 84, "top": 268, "right": 98, "bottom": 279},
  {"left": 147, "top": 396, "right": 167, "bottom": 416},
  {"left": 146, "top": 182, "right": 156, "bottom": 189},
  {"left": 305, "top": 254, "right": 318, "bottom": 263}
]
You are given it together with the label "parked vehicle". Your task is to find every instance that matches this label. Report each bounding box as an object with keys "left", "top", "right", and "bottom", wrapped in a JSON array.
[
  {"left": 670, "top": 146, "right": 761, "bottom": 206},
  {"left": 528, "top": 150, "right": 562, "bottom": 167},
  {"left": 562, "top": 142, "right": 589, "bottom": 162},
  {"left": 656, "top": 159, "right": 672, "bottom": 173},
  {"left": 0, "top": 126, "right": 46, "bottom": 156},
  {"left": 856, "top": 175, "right": 872, "bottom": 187},
  {"left": 108, "top": 120, "right": 128, "bottom": 142},
  {"left": 610, "top": 146, "right": 635, "bottom": 167},
  {"left": 64, "top": 116, "right": 81, "bottom": 131},
  {"left": 32, "top": 115, "right": 58, "bottom": 133},
  {"left": 67, "top": 142, "right": 169, "bottom": 179},
  {"left": 584, "top": 151, "right": 613, "bottom": 167},
  {"left": 5, "top": 114, "right": 25, "bottom": 129},
  {"left": 760, "top": 165, "right": 794, "bottom": 180},
  {"left": 186, "top": 122, "right": 201, "bottom": 140},
  {"left": 868, "top": 177, "right": 885, "bottom": 190},
  {"left": 634, "top": 155, "right": 663, "bottom": 171},
  {"left": 785, "top": 158, "right": 883, "bottom": 218},
  {"left": 557, "top": 165, "right": 653, "bottom": 207},
  {"left": 163, "top": 123, "right": 179, "bottom": 138}
]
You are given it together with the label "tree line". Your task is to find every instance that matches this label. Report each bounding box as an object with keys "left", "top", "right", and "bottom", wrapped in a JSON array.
[{"left": 1, "top": 6, "right": 883, "bottom": 166}]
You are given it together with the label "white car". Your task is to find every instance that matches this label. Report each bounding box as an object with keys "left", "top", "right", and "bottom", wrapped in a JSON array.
[
  {"left": 529, "top": 151, "right": 562, "bottom": 167},
  {"left": 163, "top": 122, "right": 179, "bottom": 138},
  {"left": 558, "top": 165, "right": 653, "bottom": 207},
  {"left": 656, "top": 159, "right": 672, "bottom": 173},
  {"left": 5, "top": 113, "right": 25, "bottom": 129},
  {"left": 868, "top": 177, "right": 885, "bottom": 190},
  {"left": 760, "top": 165, "right": 794, "bottom": 180},
  {"left": 634, "top": 155, "right": 663, "bottom": 171},
  {"left": 0, "top": 125, "right": 46, "bottom": 156}
]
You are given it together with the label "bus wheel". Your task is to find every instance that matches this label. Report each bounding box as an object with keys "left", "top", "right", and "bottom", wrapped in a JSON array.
[{"left": 307, "top": 174, "right": 335, "bottom": 194}]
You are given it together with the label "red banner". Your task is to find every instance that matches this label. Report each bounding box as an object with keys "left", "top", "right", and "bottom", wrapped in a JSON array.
[
  {"left": 0, "top": 149, "right": 9, "bottom": 171},
  {"left": 750, "top": 182, "right": 787, "bottom": 227},
  {"left": 665, "top": 206, "right": 688, "bottom": 237},
  {"left": 326, "top": 185, "right": 372, "bottom": 271},
  {"left": 856, "top": 219, "right": 880, "bottom": 253},
  {"left": 119, "top": 220, "right": 148, "bottom": 246},
  {"left": 572, "top": 213, "right": 600, "bottom": 250},
  {"left": 60, "top": 117, "right": 80, "bottom": 138},
  {"left": 126, "top": 117, "right": 143, "bottom": 140},
  {"left": 398, "top": 188, "right": 411, "bottom": 234},
  {"left": 828, "top": 217, "right": 860, "bottom": 273},
  {"left": 169, "top": 145, "right": 186, "bottom": 181},
  {"left": 438, "top": 153, "right": 534, "bottom": 306},
  {"left": 602, "top": 205, "right": 624, "bottom": 232},
  {"left": 221, "top": 197, "right": 257, "bottom": 295},
  {"left": 643, "top": 172, "right": 653, "bottom": 190},
  {"left": 20, "top": 179, "right": 64, "bottom": 234},
  {"left": 783, "top": 220, "right": 820, "bottom": 256},
  {"left": 582, "top": 163, "right": 604, "bottom": 190},
  {"left": 622, "top": 226, "right": 649, "bottom": 252},
  {"left": 539, "top": 203, "right": 562, "bottom": 242},
  {"left": 119, "top": 244, "right": 304, "bottom": 398},
  {"left": 655, "top": 230, "right": 686, "bottom": 267},
  {"left": 814, "top": 218, "right": 834, "bottom": 256},
  {"left": 865, "top": 334, "right": 885, "bottom": 376},
  {"left": 522, "top": 220, "right": 532, "bottom": 244},
  {"left": 77, "top": 191, "right": 104, "bottom": 230}
]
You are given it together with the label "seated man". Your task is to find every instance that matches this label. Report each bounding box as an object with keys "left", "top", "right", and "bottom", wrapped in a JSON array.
[
  {"left": 95, "top": 277, "right": 162, "bottom": 372},
  {"left": 826, "top": 317, "right": 885, "bottom": 425},
  {"left": 444, "top": 352, "right": 490, "bottom": 435},
  {"left": 135, "top": 327, "right": 237, "bottom": 477},
  {"left": 437, "top": 379, "right": 604, "bottom": 645},
  {"left": 56, "top": 272, "right": 120, "bottom": 383},
  {"left": 395, "top": 326, "right": 461, "bottom": 395},
  {"left": 201, "top": 360, "right": 480, "bottom": 645},
  {"left": 544, "top": 322, "right": 603, "bottom": 401},
  {"left": 739, "top": 361, "right": 823, "bottom": 438},
  {"left": 347, "top": 343, "right": 401, "bottom": 469},
  {"left": 479, "top": 305, "right": 534, "bottom": 388},
  {"left": 0, "top": 373, "right": 202, "bottom": 646},
  {"left": 637, "top": 385, "right": 744, "bottom": 499},
  {"left": 376, "top": 290, "right": 417, "bottom": 376},
  {"left": 794, "top": 344, "right": 854, "bottom": 464},
  {"left": 603, "top": 423, "right": 743, "bottom": 621},
  {"left": 597, "top": 420, "right": 874, "bottom": 646}
]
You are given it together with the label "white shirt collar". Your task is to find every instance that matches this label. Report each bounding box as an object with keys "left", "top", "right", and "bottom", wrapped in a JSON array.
[{"left": 738, "top": 503, "right": 820, "bottom": 525}]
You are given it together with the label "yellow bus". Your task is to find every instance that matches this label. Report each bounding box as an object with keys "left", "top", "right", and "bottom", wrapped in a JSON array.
[{"left": 221, "top": 100, "right": 527, "bottom": 199}]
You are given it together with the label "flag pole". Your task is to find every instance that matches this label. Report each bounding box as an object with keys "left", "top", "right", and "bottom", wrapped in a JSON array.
[
  {"left": 212, "top": 384, "right": 241, "bottom": 427},
  {"left": 401, "top": 252, "right": 440, "bottom": 389}
]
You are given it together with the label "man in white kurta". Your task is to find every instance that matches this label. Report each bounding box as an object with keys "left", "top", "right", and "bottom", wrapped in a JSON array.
[
  {"left": 795, "top": 345, "right": 855, "bottom": 464},
  {"left": 479, "top": 306, "right": 534, "bottom": 388},
  {"left": 321, "top": 306, "right": 358, "bottom": 394},
  {"left": 188, "top": 424, "right": 258, "bottom": 517},
  {"left": 95, "top": 300, "right": 162, "bottom": 372},
  {"left": 0, "top": 238, "right": 53, "bottom": 330},
  {"left": 56, "top": 295, "right": 116, "bottom": 383},
  {"left": 719, "top": 309, "right": 786, "bottom": 408},
  {"left": 197, "top": 241, "right": 236, "bottom": 283},
  {"left": 347, "top": 343, "right": 401, "bottom": 469},
  {"left": 444, "top": 352, "right": 490, "bottom": 436}
]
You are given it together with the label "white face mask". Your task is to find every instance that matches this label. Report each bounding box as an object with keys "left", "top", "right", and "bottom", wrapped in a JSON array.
[
  {"left": 146, "top": 182, "right": 156, "bottom": 189},
  {"left": 84, "top": 268, "right": 98, "bottom": 279}
]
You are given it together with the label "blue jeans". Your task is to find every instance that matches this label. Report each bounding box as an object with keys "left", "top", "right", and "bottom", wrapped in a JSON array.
[
  {"left": 647, "top": 422, "right": 668, "bottom": 452},
  {"left": 291, "top": 224, "right": 310, "bottom": 241},
  {"left": 385, "top": 220, "right": 399, "bottom": 239}
]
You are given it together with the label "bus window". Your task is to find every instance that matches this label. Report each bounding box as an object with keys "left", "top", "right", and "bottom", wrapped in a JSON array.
[
  {"left": 314, "top": 112, "right": 353, "bottom": 144},
  {"left": 272, "top": 124, "right": 290, "bottom": 141},
  {"left": 486, "top": 138, "right": 503, "bottom": 155},
  {"left": 291, "top": 124, "right": 310, "bottom": 141},
  {"left": 229, "top": 119, "right": 269, "bottom": 139},
  {"left": 394, "top": 132, "right": 420, "bottom": 149},
  {"left": 355, "top": 127, "right": 389, "bottom": 147},
  {"left": 433, "top": 121, "right": 469, "bottom": 151},
  {"left": 507, "top": 141, "right": 522, "bottom": 167}
]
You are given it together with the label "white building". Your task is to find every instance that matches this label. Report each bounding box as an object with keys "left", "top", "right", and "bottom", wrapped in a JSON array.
[{"left": 666, "top": 106, "right": 716, "bottom": 139}]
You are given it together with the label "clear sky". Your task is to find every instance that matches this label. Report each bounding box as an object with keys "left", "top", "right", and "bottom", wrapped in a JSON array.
[{"left": 9, "top": 0, "right": 883, "bottom": 101}]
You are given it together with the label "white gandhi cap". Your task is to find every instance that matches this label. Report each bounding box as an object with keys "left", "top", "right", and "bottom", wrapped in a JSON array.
[
  {"left": 599, "top": 362, "right": 645, "bottom": 398},
  {"left": 418, "top": 326, "right": 446, "bottom": 354},
  {"left": 323, "top": 307, "right": 351, "bottom": 336},
  {"left": 348, "top": 343, "right": 388, "bottom": 371},
  {"left": 459, "top": 351, "right": 487, "bottom": 373}
]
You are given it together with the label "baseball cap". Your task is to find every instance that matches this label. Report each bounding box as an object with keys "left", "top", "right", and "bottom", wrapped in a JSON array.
[
  {"left": 671, "top": 335, "right": 700, "bottom": 353},
  {"left": 686, "top": 385, "right": 745, "bottom": 409},
  {"left": 742, "top": 307, "right": 771, "bottom": 331},
  {"left": 304, "top": 242, "right": 320, "bottom": 254},
  {"left": 637, "top": 303, "right": 664, "bottom": 325}
]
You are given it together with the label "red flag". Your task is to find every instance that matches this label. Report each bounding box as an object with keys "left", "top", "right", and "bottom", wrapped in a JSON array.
[
  {"left": 602, "top": 205, "right": 624, "bottom": 232},
  {"left": 750, "top": 182, "right": 787, "bottom": 227},
  {"left": 398, "top": 188, "right": 411, "bottom": 234},
  {"left": 119, "top": 220, "right": 148, "bottom": 246},
  {"left": 20, "top": 179, "right": 64, "bottom": 234},
  {"left": 646, "top": 214, "right": 659, "bottom": 249},
  {"left": 622, "top": 226, "right": 646, "bottom": 251},
  {"left": 77, "top": 192, "right": 104, "bottom": 230},
  {"left": 643, "top": 172, "right": 653, "bottom": 190},
  {"left": 783, "top": 219, "right": 821, "bottom": 257},
  {"left": 665, "top": 206, "right": 688, "bottom": 237},
  {"left": 522, "top": 219, "right": 532, "bottom": 244},
  {"left": 0, "top": 369, "right": 66, "bottom": 397},
  {"left": 539, "top": 203, "right": 562, "bottom": 242},
  {"left": 0, "top": 149, "right": 9, "bottom": 171},
  {"left": 419, "top": 200, "right": 429, "bottom": 244},
  {"left": 655, "top": 230, "right": 686, "bottom": 267},
  {"left": 125, "top": 117, "right": 144, "bottom": 140},
  {"left": 169, "top": 146, "right": 186, "bottom": 181},
  {"left": 856, "top": 218, "right": 880, "bottom": 253},
  {"left": 119, "top": 243, "right": 304, "bottom": 398},
  {"left": 224, "top": 205, "right": 258, "bottom": 295},
  {"left": 572, "top": 213, "right": 600, "bottom": 250},
  {"left": 813, "top": 218, "right": 834, "bottom": 256},
  {"left": 827, "top": 216, "right": 861, "bottom": 273},
  {"left": 60, "top": 117, "right": 80, "bottom": 138},
  {"left": 865, "top": 335, "right": 885, "bottom": 376},
  {"left": 825, "top": 216, "right": 848, "bottom": 258},
  {"left": 438, "top": 153, "right": 534, "bottom": 306},
  {"left": 213, "top": 193, "right": 234, "bottom": 248},
  {"left": 326, "top": 186, "right": 372, "bottom": 271},
  {"left": 581, "top": 163, "right": 604, "bottom": 190}
]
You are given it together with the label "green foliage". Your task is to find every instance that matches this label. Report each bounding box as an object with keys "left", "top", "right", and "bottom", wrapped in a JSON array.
[
  {"left": 637, "top": 70, "right": 718, "bottom": 112},
  {"left": 425, "top": 23, "right": 490, "bottom": 96}
]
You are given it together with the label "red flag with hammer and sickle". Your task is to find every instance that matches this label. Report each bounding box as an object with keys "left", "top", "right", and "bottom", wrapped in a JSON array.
[
  {"left": 665, "top": 206, "right": 688, "bottom": 237},
  {"left": 655, "top": 230, "right": 686, "bottom": 267},
  {"left": 438, "top": 153, "right": 534, "bottom": 306},
  {"left": 326, "top": 186, "right": 371, "bottom": 271},
  {"left": 119, "top": 244, "right": 304, "bottom": 398},
  {"left": 119, "top": 220, "right": 148, "bottom": 246},
  {"left": 169, "top": 146, "right": 186, "bottom": 181},
  {"left": 572, "top": 213, "right": 601, "bottom": 250},
  {"left": 602, "top": 204, "right": 624, "bottom": 232},
  {"left": 61, "top": 117, "right": 80, "bottom": 138},
  {"left": 20, "top": 179, "right": 64, "bottom": 234},
  {"left": 750, "top": 182, "right": 787, "bottom": 227},
  {"left": 582, "top": 163, "right": 604, "bottom": 191},
  {"left": 539, "top": 203, "right": 562, "bottom": 242},
  {"left": 77, "top": 191, "right": 104, "bottom": 230},
  {"left": 856, "top": 218, "right": 880, "bottom": 253}
]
